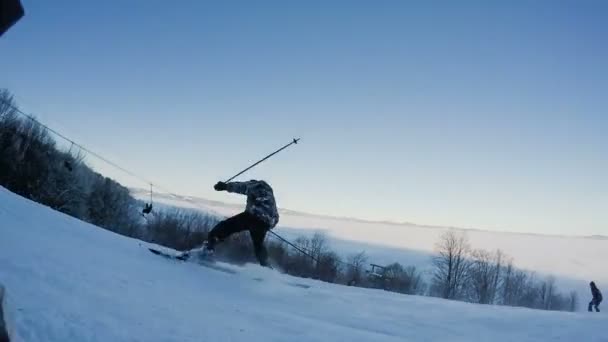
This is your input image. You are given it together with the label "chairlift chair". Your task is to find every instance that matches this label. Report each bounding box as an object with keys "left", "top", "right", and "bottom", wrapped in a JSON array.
[
  {"left": 63, "top": 142, "right": 74, "bottom": 172},
  {"left": 142, "top": 184, "right": 153, "bottom": 215}
]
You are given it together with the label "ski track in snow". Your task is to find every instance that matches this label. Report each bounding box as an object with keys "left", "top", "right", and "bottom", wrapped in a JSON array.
[{"left": 1, "top": 186, "right": 607, "bottom": 342}]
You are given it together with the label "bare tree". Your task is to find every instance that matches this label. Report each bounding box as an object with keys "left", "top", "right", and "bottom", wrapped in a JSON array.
[
  {"left": 383, "top": 263, "right": 426, "bottom": 295},
  {"left": 345, "top": 251, "right": 368, "bottom": 286},
  {"left": 539, "top": 276, "right": 557, "bottom": 310},
  {"left": 506, "top": 271, "right": 546, "bottom": 309},
  {"left": 87, "top": 175, "right": 139, "bottom": 235},
  {"left": 468, "top": 249, "right": 504, "bottom": 304},
  {"left": 317, "top": 251, "right": 342, "bottom": 283},
  {"left": 0, "top": 89, "right": 17, "bottom": 122},
  {"left": 285, "top": 236, "right": 315, "bottom": 277},
  {"left": 310, "top": 233, "right": 328, "bottom": 267},
  {"left": 491, "top": 249, "right": 504, "bottom": 302},
  {"left": 432, "top": 230, "right": 471, "bottom": 299},
  {"left": 499, "top": 258, "right": 515, "bottom": 305},
  {"left": 293, "top": 232, "right": 336, "bottom": 280},
  {"left": 568, "top": 291, "right": 578, "bottom": 312}
]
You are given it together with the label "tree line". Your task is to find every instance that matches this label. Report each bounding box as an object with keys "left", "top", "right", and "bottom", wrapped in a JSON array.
[{"left": 430, "top": 230, "right": 578, "bottom": 311}]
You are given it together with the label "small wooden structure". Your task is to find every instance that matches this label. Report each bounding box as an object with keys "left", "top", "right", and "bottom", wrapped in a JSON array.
[
  {"left": 368, "top": 263, "right": 387, "bottom": 278},
  {"left": 367, "top": 263, "right": 393, "bottom": 290}
]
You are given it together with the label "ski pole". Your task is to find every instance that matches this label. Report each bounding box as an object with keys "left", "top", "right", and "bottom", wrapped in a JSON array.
[
  {"left": 268, "top": 230, "right": 319, "bottom": 263},
  {"left": 225, "top": 138, "right": 300, "bottom": 183}
]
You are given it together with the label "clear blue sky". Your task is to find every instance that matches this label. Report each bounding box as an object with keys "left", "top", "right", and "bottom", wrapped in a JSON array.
[{"left": 1, "top": 1, "right": 607, "bottom": 235}]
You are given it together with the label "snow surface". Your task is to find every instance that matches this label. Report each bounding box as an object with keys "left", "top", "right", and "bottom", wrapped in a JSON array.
[
  {"left": 1, "top": 186, "right": 607, "bottom": 341},
  {"left": 133, "top": 190, "right": 608, "bottom": 302}
]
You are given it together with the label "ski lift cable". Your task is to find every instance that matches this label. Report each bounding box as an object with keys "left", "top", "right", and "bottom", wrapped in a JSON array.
[
  {"left": 0, "top": 100, "right": 195, "bottom": 211},
  {"left": 1, "top": 100, "right": 154, "bottom": 186},
  {"left": 267, "top": 230, "right": 319, "bottom": 263}
]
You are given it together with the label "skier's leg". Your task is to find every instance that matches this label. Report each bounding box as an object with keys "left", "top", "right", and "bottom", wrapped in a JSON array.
[
  {"left": 249, "top": 225, "right": 269, "bottom": 267},
  {"left": 181, "top": 212, "right": 250, "bottom": 260},
  {"left": 595, "top": 300, "right": 601, "bottom": 312},
  {"left": 206, "top": 212, "right": 251, "bottom": 250},
  {"left": 589, "top": 301, "right": 593, "bottom": 312}
]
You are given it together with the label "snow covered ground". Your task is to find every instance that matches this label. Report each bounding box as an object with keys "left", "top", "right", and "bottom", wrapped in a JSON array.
[
  {"left": 1, "top": 186, "right": 606, "bottom": 341},
  {"left": 133, "top": 190, "right": 608, "bottom": 300}
]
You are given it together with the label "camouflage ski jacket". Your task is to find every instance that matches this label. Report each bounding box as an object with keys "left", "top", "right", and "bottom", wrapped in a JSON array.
[{"left": 225, "top": 180, "right": 279, "bottom": 228}]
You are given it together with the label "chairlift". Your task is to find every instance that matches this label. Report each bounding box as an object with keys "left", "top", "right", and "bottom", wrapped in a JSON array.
[
  {"left": 142, "top": 203, "right": 153, "bottom": 215},
  {"left": 367, "top": 263, "right": 393, "bottom": 291},
  {"left": 63, "top": 142, "right": 74, "bottom": 172},
  {"left": 368, "top": 263, "right": 387, "bottom": 278},
  {"left": 63, "top": 160, "right": 73, "bottom": 172},
  {"left": 142, "top": 183, "right": 153, "bottom": 215}
]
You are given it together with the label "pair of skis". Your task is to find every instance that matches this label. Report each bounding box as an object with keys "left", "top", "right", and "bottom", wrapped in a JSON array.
[{"left": 148, "top": 247, "right": 312, "bottom": 289}]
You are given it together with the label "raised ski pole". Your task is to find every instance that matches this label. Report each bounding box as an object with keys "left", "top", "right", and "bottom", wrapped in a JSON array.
[{"left": 225, "top": 138, "right": 300, "bottom": 183}]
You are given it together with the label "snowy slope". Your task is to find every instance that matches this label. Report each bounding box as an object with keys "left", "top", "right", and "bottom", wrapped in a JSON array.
[
  {"left": 132, "top": 190, "right": 608, "bottom": 287},
  {"left": 1, "top": 187, "right": 606, "bottom": 342}
]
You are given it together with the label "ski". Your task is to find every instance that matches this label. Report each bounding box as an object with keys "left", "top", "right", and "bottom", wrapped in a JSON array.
[
  {"left": 148, "top": 247, "right": 188, "bottom": 261},
  {"left": 148, "top": 247, "right": 237, "bottom": 274}
]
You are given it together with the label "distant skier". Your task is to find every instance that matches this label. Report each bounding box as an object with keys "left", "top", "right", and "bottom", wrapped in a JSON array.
[
  {"left": 179, "top": 180, "right": 279, "bottom": 267},
  {"left": 588, "top": 281, "right": 602, "bottom": 312}
]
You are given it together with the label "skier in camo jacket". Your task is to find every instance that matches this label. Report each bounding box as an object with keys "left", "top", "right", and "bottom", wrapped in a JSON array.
[{"left": 180, "top": 180, "right": 279, "bottom": 266}]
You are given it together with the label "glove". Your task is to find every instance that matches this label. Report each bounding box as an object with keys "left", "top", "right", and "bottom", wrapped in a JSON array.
[{"left": 214, "top": 181, "right": 227, "bottom": 191}]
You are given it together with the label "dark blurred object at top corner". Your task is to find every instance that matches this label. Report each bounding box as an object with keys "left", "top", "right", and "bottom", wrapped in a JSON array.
[{"left": 0, "top": 0, "right": 24, "bottom": 37}]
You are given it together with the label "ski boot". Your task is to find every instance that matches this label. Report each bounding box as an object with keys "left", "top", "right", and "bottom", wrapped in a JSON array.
[{"left": 177, "top": 241, "right": 215, "bottom": 261}]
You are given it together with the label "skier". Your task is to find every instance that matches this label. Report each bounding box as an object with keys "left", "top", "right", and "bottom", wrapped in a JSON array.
[
  {"left": 588, "top": 281, "right": 602, "bottom": 312},
  {"left": 179, "top": 180, "right": 279, "bottom": 267}
]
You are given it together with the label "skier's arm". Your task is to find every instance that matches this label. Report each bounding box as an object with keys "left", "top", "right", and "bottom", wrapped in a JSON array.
[{"left": 224, "top": 181, "right": 257, "bottom": 195}]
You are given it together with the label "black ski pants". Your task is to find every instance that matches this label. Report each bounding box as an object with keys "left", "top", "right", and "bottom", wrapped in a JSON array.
[
  {"left": 589, "top": 298, "right": 601, "bottom": 312},
  {"left": 207, "top": 212, "right": 270, "bottom": 266}
]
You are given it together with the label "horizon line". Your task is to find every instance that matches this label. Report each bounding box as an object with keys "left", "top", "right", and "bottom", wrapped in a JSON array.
[{"left": 129, "top": 187, "right": 607, "bottom": 240}]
